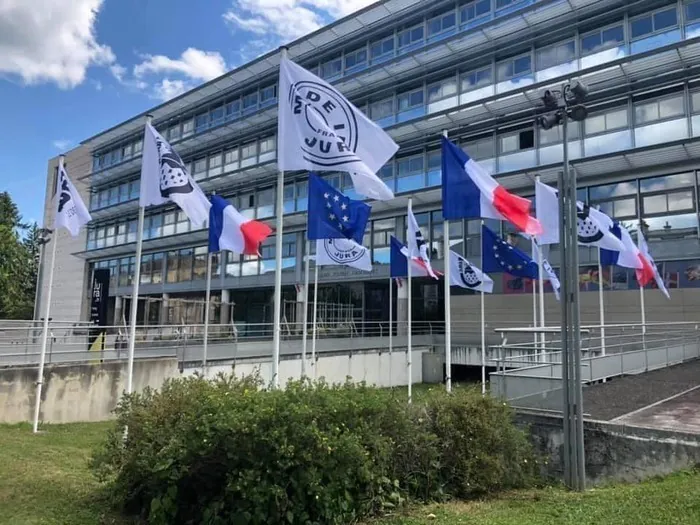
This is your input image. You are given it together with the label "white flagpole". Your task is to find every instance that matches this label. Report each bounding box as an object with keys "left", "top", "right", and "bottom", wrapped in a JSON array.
[
  {"left": 202, "top": 251, "right": 213, "bottom": 371},
  {"left": 271, "top": 47, "right": 288, "bottom": 389},
  {"left": 389, "top": 275, "right": 393, "bottom": 388},
  {"left": 407, "top": 198, "right": 413, "bottom": 404},
  {"left": 480, "top": 219, "right": 486, "bottom": 395},
  {"left": 33, "top": 154, "right": 63, "bottom": 433},
  {"left": 301, "top": 241, "right": 310, "bottom": 377},
  {"left": 531, "top": 241, "right": 538, "bottom": 354},
  {"left": 537, "top": 242, "right": 546, "bottom": 359},
  {"left": 311, "top": 262, "right": 319, "bottom": 378},
  {"left": 125, "top": 115, "right": 152, "bottom": 397},
  {"left": 442, "top": 129, "right": 452, "bottom": 393},
  {"left": 597, "top": 247, "right": 606, "bottom": 357}
]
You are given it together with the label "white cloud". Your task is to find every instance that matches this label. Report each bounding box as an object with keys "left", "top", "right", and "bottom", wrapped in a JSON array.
[
  {"left": 52, "top": 139, "right": 72, "bottom": 151},
  {"left": 223, "top": 0, "right": 376, "bottom": 42},
  {"left": 152, "top": 79, "right": 189, "bottom": 102},
  {"left": 0, "top": 0, "right": 113, "bottom": 88},
  {"left": 134, "top": 48, "right": 227, "bottom": 83}
]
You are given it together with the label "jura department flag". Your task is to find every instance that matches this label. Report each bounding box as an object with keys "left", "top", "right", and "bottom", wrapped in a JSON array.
[
  {"left": 315, "top": 238, "right": 372, "bottom": 272},
  {"left": 449, "top": 251, "right": 493, "bottom": 293},
  {"left": 277, "top": 57, "right": 397, "bottom": 201},
  {"left": 140, "top": 122, "right": 210, "bottom": 227},
  {"left": 54, "top": 159, "right": 91, "bottom": 237}
]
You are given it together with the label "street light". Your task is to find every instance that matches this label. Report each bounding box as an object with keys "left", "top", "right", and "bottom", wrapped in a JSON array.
[{"left": 535, "top": 81, "right": 589, "bottom": 491}]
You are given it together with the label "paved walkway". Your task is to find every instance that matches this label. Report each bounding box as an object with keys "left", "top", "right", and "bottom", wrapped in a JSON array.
[{"left": 584, "top": 359, "right": 700, "bottom": 434}]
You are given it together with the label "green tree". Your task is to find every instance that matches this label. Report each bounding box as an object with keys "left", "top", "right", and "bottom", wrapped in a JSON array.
[{"left": 0, "top": 192, "right": 37, "bottom": 319}]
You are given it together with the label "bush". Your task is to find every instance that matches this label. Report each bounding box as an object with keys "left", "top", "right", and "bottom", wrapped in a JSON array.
[{"left": 92, "top": 377, "right": 536, "bottom": 525}]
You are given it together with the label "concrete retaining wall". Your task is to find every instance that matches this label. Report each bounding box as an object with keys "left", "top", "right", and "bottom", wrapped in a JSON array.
[
  {"left": 517, "top": 412, "right": 700, "bottom": 485},
  {"left": 0, "top": 358, "right": 179, "bottom": 424}
]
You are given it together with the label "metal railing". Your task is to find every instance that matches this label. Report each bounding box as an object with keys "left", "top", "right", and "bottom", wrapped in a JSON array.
[{"left": 490, "top": 322, "right": 700, "bottom": 412}]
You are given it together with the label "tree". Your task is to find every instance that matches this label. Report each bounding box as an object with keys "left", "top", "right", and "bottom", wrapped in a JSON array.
[{"left": 0, "top": 192, "right": 37, "bottom": 319}]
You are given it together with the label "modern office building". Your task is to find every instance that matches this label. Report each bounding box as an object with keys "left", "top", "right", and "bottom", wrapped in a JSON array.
[{"left": 40, "top": 0, "right": 700, "bottom": 333}]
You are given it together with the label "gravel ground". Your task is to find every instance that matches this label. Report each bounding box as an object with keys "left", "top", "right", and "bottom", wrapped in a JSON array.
[{"left": 583, "top": 359, "right": 700, "bottom": 421}]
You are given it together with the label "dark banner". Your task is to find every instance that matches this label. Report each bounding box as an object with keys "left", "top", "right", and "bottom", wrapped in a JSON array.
[{"left": 88, "top": 269, "right": 110, "bottom": 352}]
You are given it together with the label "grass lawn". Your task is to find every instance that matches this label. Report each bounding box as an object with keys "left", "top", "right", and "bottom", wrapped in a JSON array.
[{"left": 1, "top": 421, "right": 700, "bottom": 525}]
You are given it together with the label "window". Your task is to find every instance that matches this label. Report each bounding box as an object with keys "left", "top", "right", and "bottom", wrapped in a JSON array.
[
  {"left": 257, "top": 187, "right": 275, "bottom": 218},
  {"left": 631, "top": 7, "right": 678, "bottom": 39},
  {"left": 168, "top": 123, "right": 181, "bottom": 141},
  {"left": 427, "top": 10, "right": 456, "bottom": 40},
  {"left": 260, "top": 85, "right": 276, "bottom": 106},
  {"left": 462, "top": 136, "right": 495, "bottom": 160},
  {"left": 460, "top": 0, "right": 490, "bottom": 25},
  {"left": 378, "top": 163, "right": 395, "bottom": 192},
  {"left": 259, "top": 136, "right": 276, "bottom": 161},
  {"left": 224, "top": 147, "right": 239, "bottom": 171},
  {"left": 178, "top": 248, "right": 193, "bottom": 282},
  {"left": 370, "top": 97, "right": 394, "bottom": 124},
  {"left": 241, "top": 142, "right": 257, "bottom": 167},
  {"left": 166, "top": 251, "right": 178, "bottom": 283},
  {"left": 121, "top": 143, "right": 132, "bottom": 159},
  {"left": 590, "top": 181, "right": 638, "bottom": 219},
  {"left": 580, "top": 24, "right": 625, "bottom": 56},
  {"left": 208, "top": 153, "right": 223, "bottom": 177},
  {"left": 210, "top": 106, "right": 225, "bottom": 126},
  {"left": 585, "top": 108, "right": 628, "bottom": 135},
  {"left": 427, "top": 150, "right": 441, "bottom": 186},
  {"left": 497, "top": 54, "right": 532, "bottom": 81},
  {"left": 397, "top": 24, "right": 424, "bottom": 53},
  {"left": 195, "top": 112, "right": 209, "bottom": 133},
  {"left": 461, "top": 66, "right": 491, "bottom": 92},
  {"left": 536, "top": 40, "right": 575, "bottom": 71},
  {"left": 640, "top": 173, "right": 697, "bottom": 239},
  {"left": 397, "top": 87, "right": 424, "bottom": 122},
  {"left": 242, "top": 92, "right": 258, "bottom": 113},
  {"left": 140, "top": 254, "right": 153, "bottom": 284},
  {"left": 321, "top": 57, "right": 342, "bottom": 79},
  {"left": 345, "top": 47, "right": 367, "bottom": 72},
  {"left": 182, "top": 119, "right": 194, "bottom": 138},
  {"left": 118, "top": 257, "right": 131, "bottom": 287},
  {"left": 296, "top": 180, "right": 308, "bottom": 212},
  {"left": 396, "top": 154, "right": 425, "bottom": 193},
  {"left": 163, "top": 211, "right": 176, "bottom": 236},
  {"left": 284, "top": 184, "right": 296, "bottom": 214},
  {"left": 148, "top": 214, "right": 163, "bottom": 239},
  {"left": 225, "top": 252, "right": 241, "bottom": 277},
  {"left": 152, "top": 253, "right": 163, "bottom": 284},
  {"left": 427, "top": 77, "right": 458, "bottom": 102},
  {"left": 226, "top": 99, "right": 240, "bottom": 120},
  {"left": 688, "top": 0, "right": 700, "bottom": 24},
  {"left": 499, "top": 129, "right": 534, "bottom": 153},
  {"left": 539, "top": 121, "right": 581, "bottom": 145},
  {"left": 370, "top": 34, "right": 394, "bottom": 63},
  {"left": 193, "top": 157, "right": 207, "bottom": 180},
  {"left": 635, "top": 95, "right": 685, "bottom": 124},
  {"left": 193, "top": 247, "right": 208, "bottom": 281},
  {"left": 175, "top": 210, "right": 190, "bottom": 234}
]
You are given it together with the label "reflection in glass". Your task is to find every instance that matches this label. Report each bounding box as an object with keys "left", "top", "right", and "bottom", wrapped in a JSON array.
[
  {"left": 498, "top": 150, "right": 536, "bottom": 173},
  {"left": 634, "top": 119, "right": 688, "bottom": 147},
  {"left": 630, "top": 29, "right": 682, "bottom": 54},
  {"left": 584, "top": 130, "right": 632, "bottom": 157}
]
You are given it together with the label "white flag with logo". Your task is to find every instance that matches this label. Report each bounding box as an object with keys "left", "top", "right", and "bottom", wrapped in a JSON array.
[
  {"left": 449, "top": 251, "right": 493, "bottom": 293},
  {"left": 315, "top": 238, "right": 372, "bottom": 272},
  {"left": 407, "top": 204, "right": 438, "bottom": 279},
  {"left": 535, "top": 181, "right": 625, "bottom": 251},
  {"left": 54, "top": 159, "right": 91, "bottom": 237},
  {"left": 542, "top": 258, "right": 561, "bottom": 301},
  {"left": 278, "top": 57, "right": 398, "bottom": 201},
  {"left": 140, "top": 122, "right": 210, "bottom": 227}
]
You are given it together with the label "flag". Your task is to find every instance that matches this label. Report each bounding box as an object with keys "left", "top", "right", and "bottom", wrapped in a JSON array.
[
  {"left": 637, "top": 229, "right": 670, "bottom": 298},
  {"left": 542, "top": 259, "right": 561, "bottom": 301},
  {"left": 407, "top": 204, "right": 438, "bottom": 279},
  {"left": 54, "top": 159, "right": 91, "bottom": 236},
  {"left": 535, "top": 181, "right": 625, "bottom": 251},
  {"left": 307, "top": 173, "right": 370, "bottom": 244},
  {"left": 208, "top": 195, "right": 272, "bottom": 255},
  {"left": 600, "top": 223, "right": 644, "bottom": 270},
  {"left": 449, "top": 251, "right": 493, "bottom": 293},
  {"left": 277, "top": 57, "right": 397, "bottom": 201},
  {"left": 315, "top": 238, "right": 372, "bottom": 272},
  {"left": 441, "top": 137, "right": 542, "bottom": 235},
  {"left": 140, "top": 122, "right": 210, "bottom": 227},
  {"left": 482, "top": 225, "right": 539, "bottom": 278},
  {"left": 390, "top": 236, "right": 440, "bottom": 279}
]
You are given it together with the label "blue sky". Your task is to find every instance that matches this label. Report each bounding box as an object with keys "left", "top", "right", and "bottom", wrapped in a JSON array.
[{"left": 0, "top": 0, "right": 374, "bottom": 225}]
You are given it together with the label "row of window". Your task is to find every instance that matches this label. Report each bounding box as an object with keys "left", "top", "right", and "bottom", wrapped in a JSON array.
[
  {"left": 90, "top": 170, "right": 700, "bottom": 292},
  {"left": 88, "top": 0, "right": 544, "bottom": 173}
]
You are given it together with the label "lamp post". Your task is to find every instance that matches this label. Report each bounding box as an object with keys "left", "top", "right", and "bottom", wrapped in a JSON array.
[{"left": 536, "top": 81, "right": 589, "bottom": 491}]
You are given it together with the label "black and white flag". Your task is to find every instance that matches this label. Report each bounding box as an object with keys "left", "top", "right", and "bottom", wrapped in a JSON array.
[
  {"left": 449, "top": 251, "right": 493, "bottom": 293},
  {"left": 140, "top": 122, "right": 210, "bottom": 227},
  {"left": 315, "top": 238, "right": 372, "bottom": 272},
  {"left": 277, "top": 57, "right": 398, "bottom": 201},
  {"left": 54, "top": 159, "right": 91, "bottom": 237}
]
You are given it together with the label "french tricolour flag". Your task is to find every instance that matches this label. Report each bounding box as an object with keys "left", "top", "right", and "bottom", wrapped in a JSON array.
[
  {"left": 441, "top": 136, "right": 542, "bottom": 236},
  {"left": 208, "top": 195, "right": 272, "bottom": 255}
]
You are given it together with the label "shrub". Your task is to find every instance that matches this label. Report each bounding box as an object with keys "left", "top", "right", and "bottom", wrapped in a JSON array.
[{"left": 92, "top": 377, "right": 536, "bottom": 524}]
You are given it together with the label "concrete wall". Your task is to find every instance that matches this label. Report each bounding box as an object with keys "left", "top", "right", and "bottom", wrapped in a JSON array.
[
  {"left": 517, "top": 412, "right": 700, "bottom": 485},
  {"left": 187, "top": 347, "right": 431, "bottom": 388},
  {"left": 38, "top": 146, "right": 93, "bottom": 323},
  {"left": 0, "top": 358, "right": 179, "bottom": 424}
]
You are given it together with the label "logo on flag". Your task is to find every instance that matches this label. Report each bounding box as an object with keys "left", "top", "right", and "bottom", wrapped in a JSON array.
[
  {"left": 577, "top": 204, "right": 604, "bottom": 244},
  {"left": 323, "top": 239, "right": 365, "bottom": 265},
  {"left": 157, "top": 138, "right": 194, "bottom": 198},
  {"left": 54, "top": 161, "right": 91, "bottom": 237},
  {"left": 457, "top": 258, "right": 482, "bottom": 289},
  {"left": 58, "top": 176, "right": 72, "bottom": 214},
  {"left": 287, "top": 82, "right": 358, "bottom": 168}
]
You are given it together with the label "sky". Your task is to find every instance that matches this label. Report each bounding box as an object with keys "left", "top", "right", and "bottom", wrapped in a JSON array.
[{"left": 0, "top": 0, "right": 377, "bottom": 225}]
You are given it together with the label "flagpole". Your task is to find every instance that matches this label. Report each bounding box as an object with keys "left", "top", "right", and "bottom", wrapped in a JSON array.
[
  {"left": 311, "top": 262, "right": 319, "bottom": 379},
  {"left": 480, "top": 220, "right": 486, "bottom": 395},
  {"left": 537, "top": 242, "right": 546, "bottom": 359},
  {"left": 442, "top": 130, "right": 452, "bottom": 393},
  {"left": 388, "top": 275, "right": 393, "bottom": 388},
  {"left": 202, "top": 251, "right": 213, "bottom": 371},
  {"left": 271, "top": 46, "right": 289, "bottom": 389},
  {"left": 32, "top": 154, "right": 63, "bottom": 433},
  {"left": 126, "top": 115, "right": 152, "bottom": 398},
  {"left": 597, "top": 247, "right": 606, "bottom": 358},
  {"left": 407, "top": 198, "right": 413, "bottom": 404},
  {"left": 531, "top": 241, "right": 538, "bottom": 355},
  {"left": 301, "top": 241, "right": 310, "bottom": 377}
]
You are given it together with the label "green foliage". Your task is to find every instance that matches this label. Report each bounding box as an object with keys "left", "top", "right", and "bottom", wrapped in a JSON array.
[
  {"left": 92, "top": 378, "right": 536, "bottom": 525},
  {"left": 0, "top": 191, "right": 38, "bottom": 319}
]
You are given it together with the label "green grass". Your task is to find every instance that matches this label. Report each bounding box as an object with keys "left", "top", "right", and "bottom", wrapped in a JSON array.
[
  {"left": 0, "top": 422, "right": 131, "bottom": 525},
  {"left": 1, "top": 421, "right": 700, "bottom": 525},
  {"left": 373, "top": 470, "right": 700, "bottom": 525}
]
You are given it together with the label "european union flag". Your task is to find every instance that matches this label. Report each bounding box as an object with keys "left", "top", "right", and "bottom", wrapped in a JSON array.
[
  {"left": 482, "top": 225, "right": 538, "bottom": 279},
  {"left": 307, "top": 173, "right": 371, "bottom": 244}
]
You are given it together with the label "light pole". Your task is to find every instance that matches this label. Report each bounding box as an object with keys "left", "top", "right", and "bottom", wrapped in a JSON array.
[{"left": 536, "top": 81, "right": 589, "bottom": 491}]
